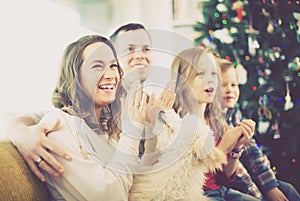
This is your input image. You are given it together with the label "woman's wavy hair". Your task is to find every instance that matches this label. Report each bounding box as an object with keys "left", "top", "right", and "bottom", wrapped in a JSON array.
[
  {"left": 51, "top": 35, "right": 123, "bottom": 139},
  {"left": 170, "top": 47, "right": 226, "bottom": 136}
]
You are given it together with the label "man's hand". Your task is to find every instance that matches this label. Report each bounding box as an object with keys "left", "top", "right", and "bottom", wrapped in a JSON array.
[
  {"left": 10, "top": 116, "right": 71, "bottom": 182},
  {"left": 265, "top": 187, "right": 289, "bottom": 201}
]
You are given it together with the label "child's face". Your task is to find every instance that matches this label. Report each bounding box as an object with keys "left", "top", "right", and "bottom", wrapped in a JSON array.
[
  {"left": 188, "top": 53, "right": 219, "bottom": 105},
  {"left": 221, "top": 67, "right": 240, "bottom": 108}
]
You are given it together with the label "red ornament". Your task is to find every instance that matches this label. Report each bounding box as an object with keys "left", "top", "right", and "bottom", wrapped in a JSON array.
[
  {"left": 258, "top": 56, "right": 264, "bottom": 63},
  {"left": 232, "top": 1, "right": 244, "bottom": 22}
]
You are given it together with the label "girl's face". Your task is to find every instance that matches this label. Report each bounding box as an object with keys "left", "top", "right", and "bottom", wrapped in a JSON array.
[
  {"left": 187, "top": 53, "right": 219, "bottom": 105},
  {"left": 221, "top": 67, "right": 240, "bottom": 108},
  {"left": 80, "top": 42, "right": 120, "bottom": 110}
]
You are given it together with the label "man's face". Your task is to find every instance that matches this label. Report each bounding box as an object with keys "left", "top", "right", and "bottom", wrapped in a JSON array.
[{"left": 114, "top": 29, "right": 151, "bottom": 82}]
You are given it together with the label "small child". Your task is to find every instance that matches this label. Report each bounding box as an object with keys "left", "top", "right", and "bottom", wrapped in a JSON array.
[{"left": 219, "top": 58, "right": 300, "bottom": 201}]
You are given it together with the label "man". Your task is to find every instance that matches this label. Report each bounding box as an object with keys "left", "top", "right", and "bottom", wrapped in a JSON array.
[
  {"left": 6, "top": 23, "right": 164, "bottom": 182},
  {"left": 110, "top": 23, "right": 154, "bottom": 158}
]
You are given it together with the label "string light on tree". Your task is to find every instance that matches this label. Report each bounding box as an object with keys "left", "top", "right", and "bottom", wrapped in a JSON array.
[
  {"left": 257, "top": 95, "right": 272, "bottom": 134},
  {"left": 282, "top": 69, "right": 294, "bottom": 111},
  {"left": 272, "top": 112, "right": 281, "bottom": 139},
  {"left": 246, "top": 17, "right": 260, "bottom": 56}
]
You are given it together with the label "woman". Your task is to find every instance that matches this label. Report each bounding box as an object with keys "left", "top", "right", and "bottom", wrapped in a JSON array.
[{"left": 38, "top": 35, "right": 147, "bottom": 201}]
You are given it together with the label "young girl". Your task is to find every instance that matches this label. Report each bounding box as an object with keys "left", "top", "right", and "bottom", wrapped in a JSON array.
[
  {"left": 129, "top": 47, "right": 240, "bottom": 200},
  {"left": 198, "top": 55, "right": 259, "bottom": 200}
]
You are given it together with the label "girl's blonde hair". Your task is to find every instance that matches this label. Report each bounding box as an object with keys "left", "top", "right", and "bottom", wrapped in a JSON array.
[
  {"left": 171, "top": 47, "right": 226, "bottom": 136},
  {"left": 52, "top": 35, "right": 123, "bottom": 139}
]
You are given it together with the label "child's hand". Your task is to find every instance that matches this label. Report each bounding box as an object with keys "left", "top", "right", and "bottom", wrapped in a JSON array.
[
  {"left": 217, "top": 126, "right": 244, "bottom": 153},
  {"left": 265, "top": 187, "right": 289, "bottom": 201},
  {"left": 234, "top": 119, "right": 256, "bottom": 148}
]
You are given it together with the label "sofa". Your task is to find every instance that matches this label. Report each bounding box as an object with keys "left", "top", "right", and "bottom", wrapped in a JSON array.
[{"left": 0, "top": 140, "right": 51, "bottom": 201}]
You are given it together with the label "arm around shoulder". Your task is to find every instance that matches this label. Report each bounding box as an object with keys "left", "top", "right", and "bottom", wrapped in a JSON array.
[
  {"left": 44, "top": 110, "right": 135, "bottom": 201},
  {"left": 6, "top": 111, "right": 47, "bottom": 142}
]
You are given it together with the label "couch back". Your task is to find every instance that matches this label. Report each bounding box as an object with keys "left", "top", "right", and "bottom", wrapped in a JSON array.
[{"left": 0, "top": 140, "right": 51, "bottom": 201}]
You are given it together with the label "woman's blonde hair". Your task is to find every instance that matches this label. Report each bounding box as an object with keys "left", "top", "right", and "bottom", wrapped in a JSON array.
[
  {"left": 51, "top": 35, "right": 123, "bottom": 139},
  {"left": 171, "top": 47, "right": 226, "bottom": 136}
]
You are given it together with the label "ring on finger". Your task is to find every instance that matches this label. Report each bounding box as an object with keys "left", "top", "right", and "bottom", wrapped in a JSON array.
[{"left": 35, "top": 157, "right": 43, "bottom": 165}]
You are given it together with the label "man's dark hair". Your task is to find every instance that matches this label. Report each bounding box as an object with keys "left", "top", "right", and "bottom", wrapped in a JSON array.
[{"left": 109, "top": 23, "right": 151, "bottom": 42}]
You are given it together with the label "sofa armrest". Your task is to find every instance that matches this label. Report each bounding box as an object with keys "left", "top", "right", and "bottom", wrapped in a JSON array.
[{"left": 0, "top": 140, "right": 51, "bottom": 201}]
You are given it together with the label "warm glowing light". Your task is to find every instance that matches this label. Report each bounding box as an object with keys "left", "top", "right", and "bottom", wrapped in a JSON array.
[{"left": 222, "top": 19, "right": 227, "bottom": 25}]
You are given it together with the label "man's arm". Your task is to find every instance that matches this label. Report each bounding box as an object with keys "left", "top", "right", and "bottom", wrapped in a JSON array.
[{"left": 5, "top": 113, "right": 71, "bottom": 182}]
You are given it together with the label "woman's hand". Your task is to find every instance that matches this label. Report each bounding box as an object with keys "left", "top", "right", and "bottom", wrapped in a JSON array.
[
  {"left": 127, "top": 83, "right": 148, "bottom": 125},
  {"left": 121, "top": 81, "right": 147, "bottom": 140}
]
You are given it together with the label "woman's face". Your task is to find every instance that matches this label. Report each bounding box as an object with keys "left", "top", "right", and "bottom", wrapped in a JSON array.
[
  {"left": 186, "top": 53, "right": 219, "bottom": 105},
  {"left": 80, "top": 42, "right": 120, "bottom": 110}
]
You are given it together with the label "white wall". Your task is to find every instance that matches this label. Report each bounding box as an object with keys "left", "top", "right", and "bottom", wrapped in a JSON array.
[
  {"left": 0, "top": 0, "right": 198, "bottom": 139},
  {"left": 0, "top": 0, "right": 94, "bottom": 138}
]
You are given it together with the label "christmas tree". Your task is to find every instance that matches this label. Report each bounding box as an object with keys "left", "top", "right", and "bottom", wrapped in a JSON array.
[{"left": 194, "top": 0, "right": 300, "bottom": 190}]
